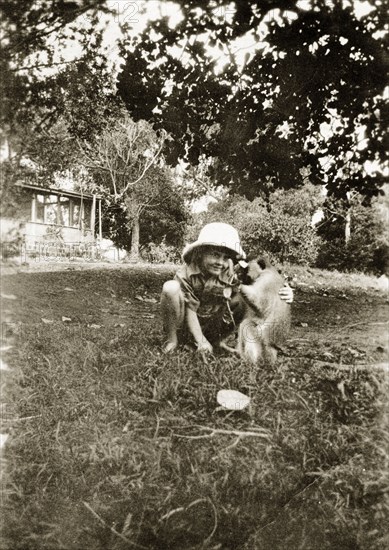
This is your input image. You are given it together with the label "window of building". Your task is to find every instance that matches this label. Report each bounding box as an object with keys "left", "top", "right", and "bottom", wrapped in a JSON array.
[
  {"left": 71, "top": 203, "right": 81, "bottom": 228},
  {"left": 35, "top": 194, "right": 45, "bottom": 223},
  {"left": 58, "top": 196, "right": 70, "bottom": 226},
  {"left": 34, "top": 193, "right": 92, "bottom": 229},
  {"left": 35, "top": 194, "right": 58, "bottom": 224}
]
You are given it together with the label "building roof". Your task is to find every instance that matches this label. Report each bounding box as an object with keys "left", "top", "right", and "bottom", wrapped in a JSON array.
[{"left": 16, "top": 182, "right": 100, "bottom": 200}]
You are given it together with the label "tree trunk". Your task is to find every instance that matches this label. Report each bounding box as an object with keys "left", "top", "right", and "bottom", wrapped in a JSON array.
[
  {"left": 345, "top": 209, "right": 351, "bottom": 244},
  {"left": 129, "top": 215, "right": 140, "bottom": 262},
  {"left": 345, "top": 191, "right": 351, "bottom": 244}
]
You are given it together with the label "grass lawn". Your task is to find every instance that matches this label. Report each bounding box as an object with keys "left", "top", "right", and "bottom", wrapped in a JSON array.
[{"left": 1, "top": 262, "right": 388, "bottom": 549}]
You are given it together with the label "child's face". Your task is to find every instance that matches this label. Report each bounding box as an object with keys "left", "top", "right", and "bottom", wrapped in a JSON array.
[{"left": 200, "top": 247, "right": 231, "bottom": 277}]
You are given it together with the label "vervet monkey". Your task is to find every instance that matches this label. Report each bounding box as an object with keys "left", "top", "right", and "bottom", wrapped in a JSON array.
[{"left": 235, "top": 258, "right": 291, "bottom": 365}]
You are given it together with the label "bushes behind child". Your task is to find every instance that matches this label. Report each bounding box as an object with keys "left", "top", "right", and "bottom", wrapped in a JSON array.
[{"left": 186, "top": 185, "right": 389, "bottom": 275}]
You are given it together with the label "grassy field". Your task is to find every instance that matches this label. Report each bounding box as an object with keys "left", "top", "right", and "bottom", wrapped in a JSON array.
[{"left": 1, "top": 262, "right": 388, "bottom": 549}]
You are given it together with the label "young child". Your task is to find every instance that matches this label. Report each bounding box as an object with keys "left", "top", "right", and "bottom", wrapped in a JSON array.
[{"left": 160, "top": 222, "right": 293, "bottom": 354}]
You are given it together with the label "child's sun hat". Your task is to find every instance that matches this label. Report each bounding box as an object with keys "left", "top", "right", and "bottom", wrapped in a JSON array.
[{"left": 182, "top": 222, "right": 246, "bottom": 263}]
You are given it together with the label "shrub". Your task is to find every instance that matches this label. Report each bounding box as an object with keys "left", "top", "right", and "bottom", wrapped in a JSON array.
[
  {"left": 240, "top": 203, "right": 322, "bottom": 265},
  {"left": 317, "top": 238, "right": 389, "bottom": 275},
  {"left": 141, "top": 239, "right": 180, "bottom": 263},
  {"left": 188, "top": 184, "right": 323, "bottom": 266},
  {"left": 317, "top": 194, "right": 389, "bottom": 275}
]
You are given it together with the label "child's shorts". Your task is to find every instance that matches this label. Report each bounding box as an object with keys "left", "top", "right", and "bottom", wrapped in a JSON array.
[{"left": 178, "top": 306, "right": 237, "bottom": 348}]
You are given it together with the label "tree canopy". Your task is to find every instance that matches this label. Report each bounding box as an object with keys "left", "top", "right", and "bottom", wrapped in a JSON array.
[
  {"left": 117, "top": 0, "right": 388, "bottom": 199},
  {"left": 2, "top": 0, "right": 387, "bottom": 268},
  {"left": 0, "top": 0, "right": 114, "bottom": 145}
]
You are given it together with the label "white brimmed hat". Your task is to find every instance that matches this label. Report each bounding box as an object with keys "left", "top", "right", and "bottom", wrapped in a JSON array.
[{"left": 182, "top": 222, "right": 246, "bottom": 263}]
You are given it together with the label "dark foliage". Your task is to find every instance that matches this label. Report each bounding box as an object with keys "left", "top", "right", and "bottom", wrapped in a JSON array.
[
  {"left": 117, "top": 1, "right": 388, "bottom": 199},
  {"left": 0, "top": 1, "right": 109, "bottom": 128},
  {"left": 316, "top": 195, "right": 389, "bottom": 274}
]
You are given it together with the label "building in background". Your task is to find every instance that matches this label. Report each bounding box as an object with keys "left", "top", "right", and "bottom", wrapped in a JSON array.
[{"left": 0, "top": 182, "right": 102, "bottom": 261}]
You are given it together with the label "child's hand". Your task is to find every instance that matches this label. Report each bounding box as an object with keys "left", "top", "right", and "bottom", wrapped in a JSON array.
[
  {"left": 279, "top": 284, "right": 294, "bottom": 304},
  {"left": 197, "top": 339, "right": 213, "bottom": 354}
]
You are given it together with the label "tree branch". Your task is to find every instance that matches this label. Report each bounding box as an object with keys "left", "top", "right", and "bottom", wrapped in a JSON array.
[
  {"left": 121, "top": 134, "right": 166, "bottom": 195},
  {"left": 9, "top": 59, "right": 74, "bottom": 72},
  {"left": 173, "top": 426, "right": 271, "bottom": 440}
]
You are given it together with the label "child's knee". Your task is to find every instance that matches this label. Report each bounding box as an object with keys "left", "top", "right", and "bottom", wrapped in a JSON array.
[
  {"left": 161, "top": 280, "right": 184, "bottom": 332},
  {"left": 161, "top": 280, "right": 181, "bottom": 297}
]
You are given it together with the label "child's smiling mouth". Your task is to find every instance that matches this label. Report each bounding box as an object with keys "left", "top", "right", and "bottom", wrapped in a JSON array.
[{"left": 209, "top": 264, "right": 223, "bottom": 273}]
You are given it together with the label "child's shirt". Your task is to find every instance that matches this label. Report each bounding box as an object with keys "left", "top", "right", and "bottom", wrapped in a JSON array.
[{"left": 175, "top": 262, "right": 238, "bottom": 321}]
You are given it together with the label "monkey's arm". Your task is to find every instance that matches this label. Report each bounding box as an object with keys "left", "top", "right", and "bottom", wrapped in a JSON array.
[
  {"left": 239, "top": 269, "right": 287, "bottom": 314},
  {"left": 239, "top": 283, "right": 268, "bottom": 315}
]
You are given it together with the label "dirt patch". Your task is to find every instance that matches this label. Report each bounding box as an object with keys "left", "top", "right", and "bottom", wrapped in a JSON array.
[{"left": 1, "top": 262, "right": 388, "bottom": 365}]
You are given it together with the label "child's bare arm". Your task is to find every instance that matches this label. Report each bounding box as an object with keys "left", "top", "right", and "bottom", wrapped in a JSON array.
[
  {"left": 279, "top": 284, "right": 294, "bottom": 303},
  {"left": 186, "top": 308, "right": 213, "bottom": 353}
]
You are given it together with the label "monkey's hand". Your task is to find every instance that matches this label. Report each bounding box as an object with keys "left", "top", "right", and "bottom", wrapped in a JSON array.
[{"left": 279, "top": 284, "right": 294, "bottom": 304}]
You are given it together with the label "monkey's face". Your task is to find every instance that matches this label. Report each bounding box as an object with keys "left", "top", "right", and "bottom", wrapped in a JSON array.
[{"left": 235, "top": 259, "right": 263, "bottom": 284}]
